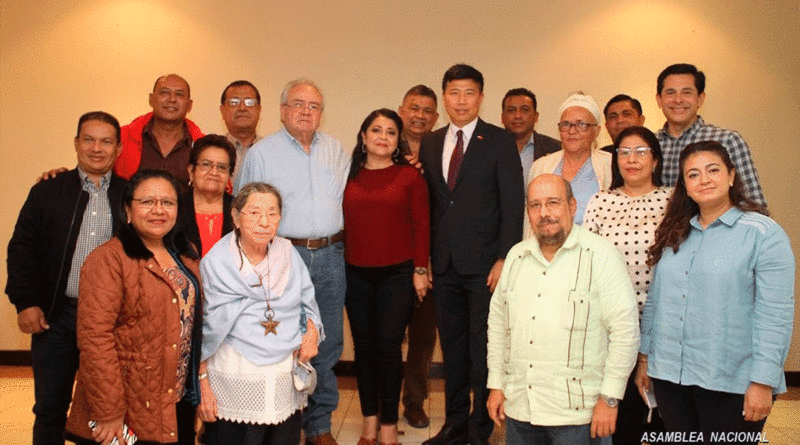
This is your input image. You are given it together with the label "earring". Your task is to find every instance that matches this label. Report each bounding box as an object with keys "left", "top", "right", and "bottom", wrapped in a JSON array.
[
  {"left": 188, "top": 179, "right": 193, "bottom": 187},
  {"left": 361, "top": 144, "right": 367, "bottom": 153},
  {"left": 393, "top": 147, "right": 400, "bottom": 157},
  {"left": 729, "top": 182, "right": 733, "bottom": 187}
]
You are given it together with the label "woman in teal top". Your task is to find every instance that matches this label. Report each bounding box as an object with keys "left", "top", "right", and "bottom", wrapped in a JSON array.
[{"left": 636, "top": 141, "right": 794, "bottom": 444}]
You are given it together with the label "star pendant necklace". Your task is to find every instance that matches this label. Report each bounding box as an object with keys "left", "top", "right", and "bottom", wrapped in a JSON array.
[{"left": 255, "top": 246, "right": 280, "bottom": 336}]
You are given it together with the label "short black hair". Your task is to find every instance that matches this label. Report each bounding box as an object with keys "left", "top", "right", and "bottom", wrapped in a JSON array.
[
  {"left": 502, "top": 88, "right": 537, "bottom": 111},
  {"left": 603, "top": 94, "right": 643, "bottom": 118},
  {"left": 221, "top": 80, "right": 261, "bottom": 105},
  {"left": 189, "top": 134, "right": 237, "bottom": 176},
  {"left": 657, "top": 64, "right": 706, "bottom": 95},
  {"left": 610, "top": 126, "right": 663, "bottom": 190},
  {"left": 403, "top": 85, "right": 437, "bottom": 106},
  {"left": 442, "top": 64, "right": 484, "bottom": 92},
  {"left": 77, "top": 111, "right": 121, "bottom": 144}
]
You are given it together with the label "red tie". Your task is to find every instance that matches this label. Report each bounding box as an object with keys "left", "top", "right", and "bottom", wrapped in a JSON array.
[{"left": 447, "top": 130, "right": 464, "bottom": 191}]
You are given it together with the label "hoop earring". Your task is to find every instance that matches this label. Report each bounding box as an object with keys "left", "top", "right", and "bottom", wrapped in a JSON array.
[
  {"left": 361, "top": 144, "right": 367, "bottom": 153},
  {"left": 393, "top": 147, "right": 400, "bottom": 157}
]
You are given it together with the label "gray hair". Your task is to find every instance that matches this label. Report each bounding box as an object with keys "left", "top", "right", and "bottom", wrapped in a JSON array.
[
  {"left": 279, "top": 78, "right": 324, "bottom": 110},
  {"left": 233, "top": 182, "right": 283, "bottom": 213}
]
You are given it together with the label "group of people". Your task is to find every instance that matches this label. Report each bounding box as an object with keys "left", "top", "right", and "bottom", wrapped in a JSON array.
[{"left": 5, "top": 61, "right": 794, "bottom": 445}]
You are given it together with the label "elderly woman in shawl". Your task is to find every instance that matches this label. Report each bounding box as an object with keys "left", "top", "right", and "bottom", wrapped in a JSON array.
[{"left": 197, "top": 182, "right": 323, "bottom": 445}]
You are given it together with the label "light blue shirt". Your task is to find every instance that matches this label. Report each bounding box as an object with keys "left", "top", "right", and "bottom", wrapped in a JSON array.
[
  {"left": 640, "top": 208, "right": 795, "bottom": 394},
  {"left": 519, "top": 136, "right": 535, "bottom": 187},
  {"left": 235, "top": 127, "right": 350, "bottom": 238},
  {"left": 555, "top": 157, "right": 598, "bottom": 225}
]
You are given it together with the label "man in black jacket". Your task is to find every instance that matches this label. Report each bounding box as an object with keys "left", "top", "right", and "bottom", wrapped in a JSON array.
[{"left": 6, "top": 111, "right": 126, "bottom": 445}]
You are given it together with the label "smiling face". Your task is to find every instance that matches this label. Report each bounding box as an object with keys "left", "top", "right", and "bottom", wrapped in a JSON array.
[
  {"left": 149, "top": 75, "right": 193, "bottom": 124},
  {"left": 527, "top": 175, "right": 577, "bottom": 248},
  {"left": 220, "top": 84, "right": 261, "bottom": 134},
  {"left": 501, "top": 95, "right": 538, "bottom": 139},
  {"left": 682, "top": 151, "right": 735, "bottom": 211},
  {"left": 657, "top": 73, "right": 705, "bottom": 130},
  {"left": 617, "top": 134, "right": 657, "bottom": 188},
  {"left": 125, "top": 178, "right": 179, "bottom": 244},
  {"left": 188, "top": 146, "right": 231, "bottom": 195},
  {"left": 280, "top": 84, "right": 323, "bottom": 141},
  {"left": 443, "top": 79, "right": 483, "bottom": 128},
  {"left": 74, "top": 120, "right": 122, "bottom": 181},
  {"left": 361, "top": 115, "right": 399, "bottom": 164},
  {"left": 558, "top": 106, "right": 600, "bottom": 154},
  {"left": 233, "top": 192, "right": 282, "bottom": 253},
  {"left": 398, "top": 95, "right": 438, "bottom": 139}
]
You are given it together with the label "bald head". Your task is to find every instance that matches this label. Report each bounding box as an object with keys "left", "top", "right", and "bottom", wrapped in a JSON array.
[
  {"left": 149, "top": 74, "right": 193, "bottom": 123},
  {"left": 527, "top": 174, "right": 577, "bottom": 250}
]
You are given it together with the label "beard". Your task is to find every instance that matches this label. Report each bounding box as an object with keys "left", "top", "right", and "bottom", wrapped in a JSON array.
[{"left": 534, "top": 217, "right": 568, "bottom": 247}]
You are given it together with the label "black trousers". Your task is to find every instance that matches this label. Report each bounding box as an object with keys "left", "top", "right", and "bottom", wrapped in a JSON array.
[
  {"left": 432, "top": 265, "right": 493, "bottom": 441},
  {"left": 612, "top": 363, "right": 664, "bottom": 445},
  {"left": 651, "top": 378, "right": 767, "bottom": 445},
  {"left": 345, "top": 261, "right": 416, "bottom": 424},
  {"left": 203, "top": 410, "right": 302, "bottom": 445}
]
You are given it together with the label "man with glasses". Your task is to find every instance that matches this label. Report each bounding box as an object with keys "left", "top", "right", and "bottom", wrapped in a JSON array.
[
  {"left": 601, "top": 94, "right": 645, "bottom": 154},
  {"left": 7, "top": 112, "right": 127, "bottom": 445},
  {"left": 236, "top": 79, "right": 349, "bottom": 445},
  {"left": 655, "top": 63, "right": 765, "bottom": 205},
  {"left": 487, "top": 174, "right": 639, "bottom": 445},
  {"left": 220, "top": 80, "right": 262, "bottom": 185}
]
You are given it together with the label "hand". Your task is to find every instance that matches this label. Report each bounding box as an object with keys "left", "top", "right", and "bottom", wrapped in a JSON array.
[
  {"left": 634, "top": 356, "right": 652, "bottom": 403},
  {"left": 17, "top": 307, "right": 49, "bottom": 334},
  {"left": 405, "top": 154, "right": 424, "bottom": 173},
  {"left": 486, "top": 259, "right": 505, "bottom": 293},
  {"left": 743, "top": 382, "right": 773, "bottom": 422},
  {"left": 198, "top": 378, "right": 219, "bottom": 423},
  {"left": 297, "top": 320, "right": 319, "bottom": 364},
  {"left": 427, "top": 259, "right": 434, "bottom": 289},
  {"left": 590, "top": 397, "right": 618, "bottom": 438},
  {"left": 487, "top": 389, "right": 506, "bottom": 426},
  {"left": 91, "top": 417, "right": 125, "bottom": 445},
  {"left": 413, "top": 273, "right": 431, "bottom": 301},
  {"left": 36, "top": 167, "right": 68, "bottom": 184}
]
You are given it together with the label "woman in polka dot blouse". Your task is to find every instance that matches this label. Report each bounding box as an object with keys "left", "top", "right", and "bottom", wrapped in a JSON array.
[{"left": 582, "top": 125, "right": 671, "bottom": 444}]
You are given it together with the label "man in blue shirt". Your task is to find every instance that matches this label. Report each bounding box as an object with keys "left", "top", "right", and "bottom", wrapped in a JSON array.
[
  {"left": 6, "top": 112, "right": 127, "bottom": 445},
  {"left": 236, "top": 79, "right": 349, "bottom": 445}
]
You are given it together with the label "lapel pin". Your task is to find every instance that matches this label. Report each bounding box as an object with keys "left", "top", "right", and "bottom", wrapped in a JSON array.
[{"left": 477, "top": 135, "right": 483, "bottom": 140}]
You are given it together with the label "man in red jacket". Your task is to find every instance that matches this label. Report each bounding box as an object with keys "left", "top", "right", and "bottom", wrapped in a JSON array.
[{"left": 115, "top": 74, "right": 204, "bottom": 189}]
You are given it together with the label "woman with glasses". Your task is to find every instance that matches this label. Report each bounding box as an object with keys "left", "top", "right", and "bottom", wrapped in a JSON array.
[
  {"left": 527, "top": 93, "right": 611, "bottom": 230},
  {"left": 65, "top": 170, "right": 202, "bottom": 444},
  {"left": 637, "top": 141, "right": 793, "bottom": 444},
  {"left": 180, "top": 135, "right": 236, "bottom": 257},
  {"left": 198, "top": 182, "right": 322, "bottom": 445},
  {"left": 582, "top": 126, "right": 670, "bottom": 444}
]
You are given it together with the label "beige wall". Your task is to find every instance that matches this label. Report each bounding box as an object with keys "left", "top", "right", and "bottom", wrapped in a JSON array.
[{"left": 2, "top": 1, "right": 798, "bottom": 368}]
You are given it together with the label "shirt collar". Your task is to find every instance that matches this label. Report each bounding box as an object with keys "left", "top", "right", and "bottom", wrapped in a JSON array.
[
  {"left": 280, "top": 126, "right": 319, "bottom": 152},
  {"left": 77, "top": 167, "right": 112, "bottom": 190},
  {"left": 448, "top": 117, "right": 479, "bottom": 141},
  {"left": 660, "top": 115, "right": 706, "bottom": 139},
  {"left": 689, "top": 206, "right": 743, "bottom": 230},
  {"left": 528, "top": 223, "right": 583, "bottom": 264},
  {"left": 226, "top": 132, "right": 260, "bottom": 149}
]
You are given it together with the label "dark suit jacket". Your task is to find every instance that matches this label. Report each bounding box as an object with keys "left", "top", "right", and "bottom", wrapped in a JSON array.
[
  {"left": 533, "top": 131, "right": 562, "bottom": 160},
  {"left": 179, "top": 191, "right": 235, "bottom": 255},
  {"left": 420, "top": 119, "right": 524, "bottom": 275}
]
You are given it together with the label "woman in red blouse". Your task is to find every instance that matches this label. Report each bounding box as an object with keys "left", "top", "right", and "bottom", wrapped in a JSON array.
[{"left": 343, "top": 109, "right": 430, "bottom": 445}]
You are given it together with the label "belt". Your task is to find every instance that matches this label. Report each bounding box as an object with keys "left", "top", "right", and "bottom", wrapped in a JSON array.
[{"left": 288, "top": 231, "right": 344, "bottom": 250}]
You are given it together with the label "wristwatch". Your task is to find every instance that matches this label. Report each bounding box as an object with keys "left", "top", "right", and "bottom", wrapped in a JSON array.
[
  {"left": 600, "top": 394, "right": 619, "bottom": 408},
  {"left": 414, "top": 267, "right": 428, "bottom": 275}
]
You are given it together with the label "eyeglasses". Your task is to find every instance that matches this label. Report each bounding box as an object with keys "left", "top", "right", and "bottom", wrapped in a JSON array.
[
  {"left": 557, "top": 121, "right": 596, "bottom": 132},
  {"left": 616, "top": 146, "right": 652, "bottom": 158},
  {"left": 196, "top": 160, "right": 231, "bottom": 173},
  {"left": 241, "top": 210, "right": 281, "bottom": 223},
  {"left": 284, "top": 101, "right": 322, "bottom": 113},
  {"left": 225, "top": 98, "right": 259, "bottom": 107},
  {"left": 132, "top": 198, "right": 178, "bottom": 210},
  {"left": 527, "top": 198, "right": 564, "bottom": 211}
]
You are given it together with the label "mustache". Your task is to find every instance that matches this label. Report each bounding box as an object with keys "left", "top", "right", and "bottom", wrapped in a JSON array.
[{"left": 537, "top": 217, "right": 560, "bottom": 226}]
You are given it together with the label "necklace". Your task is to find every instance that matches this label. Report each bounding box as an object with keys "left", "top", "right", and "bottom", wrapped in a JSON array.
[{"left": 240, "top": 240, "right": 280, "bottom": 336}]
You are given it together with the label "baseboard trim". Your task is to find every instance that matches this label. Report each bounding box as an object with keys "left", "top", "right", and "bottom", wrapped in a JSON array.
[{"left": 0, "top": 350, "right": 31, "bottom": 366}]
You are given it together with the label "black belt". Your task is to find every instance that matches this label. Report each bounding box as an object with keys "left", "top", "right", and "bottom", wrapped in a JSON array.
[{"left": 288, "top": 231, "right": 344, "bottom": 250}]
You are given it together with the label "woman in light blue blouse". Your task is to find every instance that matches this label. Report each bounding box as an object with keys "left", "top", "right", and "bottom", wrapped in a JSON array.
[{"left": 636, "top": 141, "right": 794, "bottom": 444}]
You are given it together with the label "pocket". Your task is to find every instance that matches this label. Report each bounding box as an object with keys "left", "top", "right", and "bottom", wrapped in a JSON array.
[
  {"left": 560, "top": 291, "right": 601, "bottom": 370},
  {"left": 117, "top": 351, "right": 151, "bottom": 412}
]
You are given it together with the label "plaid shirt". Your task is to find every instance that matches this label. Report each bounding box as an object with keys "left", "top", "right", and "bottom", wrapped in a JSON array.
[
  {"left": 65, "top": 169, "right": 114, "bottom": 298},
  {"left": 657, "top": 116, "right": 765, "bottom": 206}
]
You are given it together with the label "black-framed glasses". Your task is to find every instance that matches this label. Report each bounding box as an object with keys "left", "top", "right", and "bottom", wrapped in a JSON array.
[{"left": 557, "top": 121, "right": 596, "bottom": 132}]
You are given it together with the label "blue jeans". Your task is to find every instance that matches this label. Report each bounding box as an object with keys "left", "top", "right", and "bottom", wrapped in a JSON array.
[
  {"left": 295, "top": 242, "right": 346, "bottom": 438},
  {"left": 30, "top": 300, "right": 80, "bottom": 445},
  {"left": 506, "top": 418, "right": 601, "bottom": 445}
]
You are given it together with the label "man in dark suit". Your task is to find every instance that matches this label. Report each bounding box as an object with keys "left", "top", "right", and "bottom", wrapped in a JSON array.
[
  {"left": 501, "top": 87, "right": 561, "bottom": 185},
  {"left": 419, "top": 64, "right": 524, "bottom": 445}
]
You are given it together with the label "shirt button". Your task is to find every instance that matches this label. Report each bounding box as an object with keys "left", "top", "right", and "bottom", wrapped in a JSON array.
[
  {"left": 172, "top": 344, "right": 177, "bottom": 349},
  {"left": 92, "top": 211, "right": 97, "bottom": 216},
  {"left": 531, "top": 316, "right": 535, "bottom": 320},
  {"left": 172, "top": 298, "right": 178, "bottom": 304},
  {"left": 682, "top": 295, "right": 686, "bottom": 299},
  {"left": 170, "top": 432, "right": 175, "bottom": 437},
  {"left": 529, "top": 364, "right": 532, "bottom": 368},
  {"left": 679, "top": 317, "right": 683, "bottom": 321},
  {"left": 90, "top": 232, "right": 95, "bottom": 236},
  {"left": 530, "top": 340, "right": 533, "bottom": 344},
  {"left": 542, "top": 271, "right": 546, "bottom": 275},
  {"left": 167, "top": 388, "right": 173, "bottom": 394},
  {"left": 685, "top": 271, "right": 689, "bottom": 275},
  {"left": 537, "top": 293, "right": 541, "bottom": 298}
]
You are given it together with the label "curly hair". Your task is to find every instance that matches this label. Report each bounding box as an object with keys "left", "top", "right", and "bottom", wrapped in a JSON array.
[{"left": 647, "top": 141, "right": 767, "bottom": 266}]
